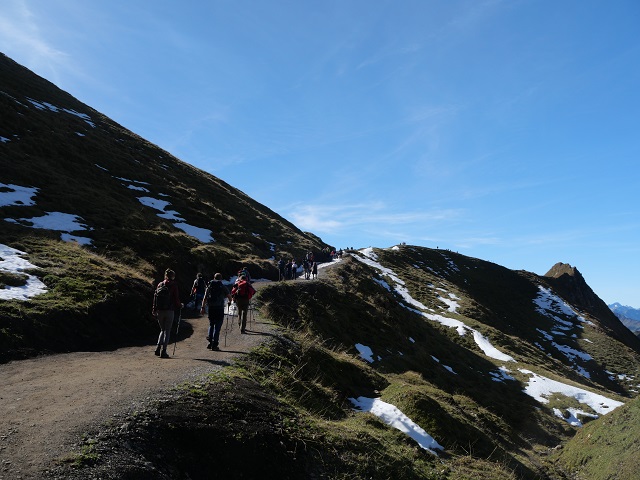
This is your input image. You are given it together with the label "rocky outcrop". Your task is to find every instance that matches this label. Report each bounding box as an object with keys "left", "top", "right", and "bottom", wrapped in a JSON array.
[{"left": 545, "top": 263, "right": 640, "bottom": 350}]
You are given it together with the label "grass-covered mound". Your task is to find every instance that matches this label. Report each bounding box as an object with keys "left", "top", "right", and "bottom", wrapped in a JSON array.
[
  {"left": 0, "top": 236, "right": 155, "bottom": 361},
  {"left": 550, "top": 396, "right": 640, "bottom": 480}
]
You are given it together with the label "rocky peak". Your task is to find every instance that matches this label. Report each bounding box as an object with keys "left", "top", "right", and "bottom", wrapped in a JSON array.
[
  {"left": 545, "top": 262, "right": 582, "bottom": 280},
  {"left": 544, "top": 262, "right": 598, "bottom": 311},
  {"left": 544, "top": 262, "right": 640, "bottom": 349}
]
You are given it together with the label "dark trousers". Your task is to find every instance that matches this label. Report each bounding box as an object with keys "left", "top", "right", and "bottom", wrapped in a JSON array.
[
  {"left": 236, "top": 297, "right": 250, "bottom": 331},
  {"left": 207, "top": 306, "right": 225, "bottom": 347}
]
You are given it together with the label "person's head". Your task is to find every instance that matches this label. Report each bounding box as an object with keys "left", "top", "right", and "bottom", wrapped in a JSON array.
[
  {"left": 239, "top": 274, "right": 246, "bottom": 281},
  {"left": 165, "top": 269, "right": 175, "bottom": 280},
  {"left": 214, "top": 273, "right": 222, "bottom": 281},
  {"left": 197, "top": 272, "right": 203, "bottom": 278}
]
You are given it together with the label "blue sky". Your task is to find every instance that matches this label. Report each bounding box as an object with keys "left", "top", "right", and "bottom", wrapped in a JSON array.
[{"left": 2, "top": 0, "right": 639, "bottom": 307}]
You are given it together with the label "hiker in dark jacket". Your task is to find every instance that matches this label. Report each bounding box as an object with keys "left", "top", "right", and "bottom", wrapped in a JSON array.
[
  {"left": 152, "top": 268, "right": 182, "bottom": 358},
  {"left": 277, "top": 258, "right": 285, "bottom": 281},
  {"left": 200, "top": 273, "right": 231, "bottom": 351},
  {"left": 237, "top": 265, "right": 251, "bottom": 283},
  {"left": 284, "top": 260, "right": 292, "bottom": 281},
  {"left": 191, "top": 273, "right": 207, "bottom": 312},
  {"left": 231, "top": 274, "right": 256, "bottom": 333}
]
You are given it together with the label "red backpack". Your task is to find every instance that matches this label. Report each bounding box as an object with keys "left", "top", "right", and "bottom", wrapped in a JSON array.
[{"left": 234, "top": 280, "right": 255, "bottom": 300}]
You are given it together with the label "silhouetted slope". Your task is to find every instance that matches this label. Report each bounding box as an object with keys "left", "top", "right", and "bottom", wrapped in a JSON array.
[{"left": 545, "top": 263, "right": 640, "bottom": 351}]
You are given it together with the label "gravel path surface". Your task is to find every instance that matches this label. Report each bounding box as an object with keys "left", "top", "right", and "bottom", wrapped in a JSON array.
[{"left": 0, "top": 281, "right": 275, "bottom": 480}]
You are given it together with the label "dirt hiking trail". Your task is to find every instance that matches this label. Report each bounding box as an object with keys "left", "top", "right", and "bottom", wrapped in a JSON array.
[{"left": 0, "top": 280, "right": 275, "bottom": 480}]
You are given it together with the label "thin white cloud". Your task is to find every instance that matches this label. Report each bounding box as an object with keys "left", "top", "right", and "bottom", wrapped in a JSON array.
[
  {"left": 0, "top": 0, "right": 70, "bottom": 82},
  {"left": 287, "top": 202, "right": 461, "bottom": 235}
]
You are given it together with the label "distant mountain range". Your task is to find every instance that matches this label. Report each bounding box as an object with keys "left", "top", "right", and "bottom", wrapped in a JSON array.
[{"left": 610, "top": 302, "right": 640, "bottom": 334}]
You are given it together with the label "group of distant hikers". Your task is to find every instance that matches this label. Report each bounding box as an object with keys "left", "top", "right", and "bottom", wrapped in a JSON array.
[
  {"left": 151, "top": 248, "right": 343, "bottom": 358},
  {"left": 151, "top": 266, "right": 256, "bottom": 358},
  {"left": 277, "top": 251, "right": 320, "bottom": 281}
]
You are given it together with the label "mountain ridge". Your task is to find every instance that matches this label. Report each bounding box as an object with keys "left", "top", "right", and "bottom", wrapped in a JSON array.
[
  {"left": 544, "top": 262, "right": 640, "bottom": 350},
  {"left": 609, "top": 302, "right": 640, "bottom": 337}
]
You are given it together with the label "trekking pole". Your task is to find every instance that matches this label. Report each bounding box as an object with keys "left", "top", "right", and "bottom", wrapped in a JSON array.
[
  {"left": 224, "top": 303, "right": 230, "bottom": 347},
  {"left": 173, "top": 307, "right": 182, "bottom": 356}
]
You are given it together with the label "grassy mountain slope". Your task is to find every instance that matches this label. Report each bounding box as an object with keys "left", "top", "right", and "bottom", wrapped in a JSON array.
[
  {"left": 550, "top": 395, "right": 640, "bottom": 479},
  {"left": 232, "top": 249, "right": 640, "bottom": 478},
  {"left": 0, "top": 52, "right": 330, "bottom": 360},
  {"left": 50, "top": 248, "right": 640, "bottom": 479},
  {"left": 3, "top": 53, "right": 640, "bottom": 478}
]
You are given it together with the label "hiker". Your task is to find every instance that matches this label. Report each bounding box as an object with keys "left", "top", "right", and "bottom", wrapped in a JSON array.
[
  {"left": 152, "top": 268, "right": 182, "bottom": 358},
  {"left": 200, "top": 273, "right": 231, "bottom": 351},
  {"left": 277, "top": 258, "right": 285, "bottom": 281},
  {"left": 291, "top": 259, "right": 298, "bottom": 280},
  {"left": 231, "top": 274, "right": 256, "bottom": 333},
  {"left": 312, "top": 261, "right": 318, "bottom": 279},
  {"left": 191, "top": 273, "right": 207, "bottom": 312},
  {"left": 284, "top": 260, "right": 292, "bottom": 281},
  {"left": 237, "top": 265, "right": 251, "bottom": 283},
  {"left": 302, "top": 259, "right": 310, "bottom": 279}
]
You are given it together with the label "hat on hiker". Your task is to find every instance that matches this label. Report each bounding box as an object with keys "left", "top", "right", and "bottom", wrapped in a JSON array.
[{"left": 214, "top": 273, "right": 222, "bottom": 280}]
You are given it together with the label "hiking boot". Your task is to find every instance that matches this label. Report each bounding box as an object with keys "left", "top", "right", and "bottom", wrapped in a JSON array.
[
  {"left": 154, "top": 345, "right": 161, "bottom": 356},
  {"left": 211, "top": 345, "right": 220, "bottom": 351},
  {"left": 207, "top": 342, "right": 212, "bottom": 349},
  {"left": 161, "top": 351, "right": 170, "bottom": 359}
]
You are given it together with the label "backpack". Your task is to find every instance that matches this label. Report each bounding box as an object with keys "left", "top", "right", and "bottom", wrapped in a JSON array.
[
  {"left": 206, "top": 281, "right": 226, "bottom": 307},
  {"left": 155, "top": 281, "right": 172, "bottom": 310},
  {"left": 233, "top": 280, "right": 255, "bottom": 300},
  {"left": 193, "top": 277, "right": 206, "bottom": 294}
]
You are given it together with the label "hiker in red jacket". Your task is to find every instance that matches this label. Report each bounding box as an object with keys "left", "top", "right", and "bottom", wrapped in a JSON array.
[
  {"left": 231, "top": 274, "right": 255, "bottom": 333},
  {"left": 152, "top": 268, "right": 182, "bottom": 358}
]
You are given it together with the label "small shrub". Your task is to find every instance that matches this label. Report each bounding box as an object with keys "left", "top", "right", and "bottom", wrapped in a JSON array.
[{"left": 0, "top": 271, "right": 29, "bottom": 288}]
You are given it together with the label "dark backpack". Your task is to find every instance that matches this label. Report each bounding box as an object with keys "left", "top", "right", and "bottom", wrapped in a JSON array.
[
  {"left": 206, "top": 281, "right": 226, "bottom": 306},
  {"left": 193, "top": 277, "right": 206, "bottom": 294},
  {"left": 155, "top": 281, "right": 172, "bottom": 310}
]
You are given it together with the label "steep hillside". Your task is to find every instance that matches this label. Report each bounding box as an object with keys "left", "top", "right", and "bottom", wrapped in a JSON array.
[
  {"left": 0, "top": 52, "right": 330, "bottom": 360},
  {"left": 50, "top": 247, "right": 640, "bottom": 479}
]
